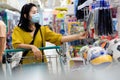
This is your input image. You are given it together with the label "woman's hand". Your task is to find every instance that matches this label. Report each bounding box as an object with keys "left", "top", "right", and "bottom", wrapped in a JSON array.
[
  {"left": 0, "top": 52, "right": 3, "bottom": 63},
  {"left": 0, "top": 55, "right": 2, "bottom": 63},
  {"left": 78, "top": 31, "right": 88, "bottom": 40},
  {"left": 30, "top": 45, "right": 42, "bottom": 60}
]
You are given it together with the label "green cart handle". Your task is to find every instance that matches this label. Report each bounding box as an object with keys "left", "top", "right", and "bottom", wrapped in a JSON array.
[{"left": 4, "top": 46, "right": 61, "bottom": 55}]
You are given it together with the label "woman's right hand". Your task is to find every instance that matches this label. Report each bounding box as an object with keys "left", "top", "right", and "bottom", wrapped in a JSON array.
[
  {"left": 30, "top": 45, "right": 42, "bottom": 60},
  {"left": 78, "top": 31, "right": 88, "bottom": 40}
]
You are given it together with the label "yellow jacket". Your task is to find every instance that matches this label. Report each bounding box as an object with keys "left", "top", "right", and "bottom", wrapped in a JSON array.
[{"left": 12, "top": 26, "right": 62, "bottom": 64}]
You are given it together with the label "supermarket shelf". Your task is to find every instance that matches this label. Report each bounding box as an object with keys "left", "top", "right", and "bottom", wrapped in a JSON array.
[{"left": 70, "top": 57, "right": 83, "bottom": 61}]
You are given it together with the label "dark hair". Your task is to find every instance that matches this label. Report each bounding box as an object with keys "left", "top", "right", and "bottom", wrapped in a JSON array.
[{"left": 18, "top": 3, "right": 40, "bottom": 32}]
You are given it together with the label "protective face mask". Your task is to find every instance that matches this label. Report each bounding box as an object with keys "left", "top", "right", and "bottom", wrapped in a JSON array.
[{"left": 31, "top": 13, "right": 40, "bottom": 23}]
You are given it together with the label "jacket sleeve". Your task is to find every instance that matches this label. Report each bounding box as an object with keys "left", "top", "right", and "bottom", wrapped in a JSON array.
[
  {"left": 44, "top": 26, "right": 62, "bottom": 45},
  {"left": 12, "top": 27, "right": 24, "bottom": 49}
]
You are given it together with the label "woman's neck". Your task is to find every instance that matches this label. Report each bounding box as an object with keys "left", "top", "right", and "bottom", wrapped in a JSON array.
[{"left": 29, "top": 24, "right": 36, "bottom": 31}]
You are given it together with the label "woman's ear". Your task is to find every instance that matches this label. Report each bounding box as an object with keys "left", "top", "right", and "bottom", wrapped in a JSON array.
[{"left": 24, "top": 14, "right": 26, "bottom": 18}]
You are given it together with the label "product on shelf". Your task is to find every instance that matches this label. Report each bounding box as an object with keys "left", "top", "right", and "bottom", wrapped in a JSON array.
[
  {"left": 86, "top": 47, "right": 112, "bottom": 66},
  {"left": 107, "top": 38, "right": 120, "bottom": 62}
]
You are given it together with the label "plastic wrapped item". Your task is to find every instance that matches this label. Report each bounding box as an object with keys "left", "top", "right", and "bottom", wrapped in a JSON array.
[
  {"left": 87, "top": 47, "right": 113, "bottom": 67},
  {"left": 107, "top": 41, "right": 120, "bottom": 62}
]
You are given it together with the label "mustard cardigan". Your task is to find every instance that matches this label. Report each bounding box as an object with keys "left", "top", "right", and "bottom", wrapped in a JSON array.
[{"left": 12, "top": 26, "right": 62, "bottom": 64}]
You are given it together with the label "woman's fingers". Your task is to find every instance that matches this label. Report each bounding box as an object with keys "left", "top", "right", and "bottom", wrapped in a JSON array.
[
  {"left": 79, "top": 31, "right": 88, "bottom": 39},
  {"left": 31, "top": 45, "right": 42, "bottom": 60},
  {"left": 34, "top": 51, "right": 42, "bottom": 60}
]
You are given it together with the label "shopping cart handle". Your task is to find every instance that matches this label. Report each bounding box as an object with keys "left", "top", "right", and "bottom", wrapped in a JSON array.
[{"left": 4, "top": 46, "right": 61, "bottom": 53}]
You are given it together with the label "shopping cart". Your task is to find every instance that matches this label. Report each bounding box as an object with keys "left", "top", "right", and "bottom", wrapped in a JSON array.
[{"left": 3, "top": 46, "right": 67, "bottom": 80}]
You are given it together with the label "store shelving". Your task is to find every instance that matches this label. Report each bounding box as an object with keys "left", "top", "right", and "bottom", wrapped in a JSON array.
[
  {"left": 0, "top": 0, "right": 20, "bottom": 11},
  {"left": 0, "top": 3, "right": 19, "bottom": 12}
]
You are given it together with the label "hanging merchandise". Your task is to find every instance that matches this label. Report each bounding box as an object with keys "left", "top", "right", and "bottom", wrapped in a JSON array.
[
  {"left": 112, "top": 18, "right": 117, "bottom": 32},
  {"left": 52, "top": 8, "right": 67, "bottom": 33},
  {"left": 0, "top": 9, "right": 20, "bottom": 49},
  {"left": 109, "top": 0, "right": 120, "bottom": 7},
  {"left": 42, "top": 9, "right": 53, "bottom": 25},
  {"left": 65, "top": 15, "right": 95, "bottom": 58},
  {"left": 68, "top": 22, "right": 84, "bottom": 45},
  {"left": 54, "top": 19, "right": 63, "bottom": 34},
  {"left": 55, "top": 7, "right": 67, "bottom": 11},
  {"left": 93, "top": 0, "right": 113, "bottom": 36},
  {"left": 74, "top": 0, "right": 89, "bottom": 21},
  {"left": 55, "top": 8, "right": 67, "bottom": 19},
  {"left": 67, "top": 2, "right": 74, "bottom": 15},
  {"left": 52, "top": 17, "right": 66, "bottom": 35},
  {"left": 65, "top": 14, "right": 77, "bottom": 23},
  {"left": 111, "top": 7, "right": 117, "bottom": 18},
  {"left": 110, "top": 7, "right": 118, "bottom": 38},
  {"left": 56, "top": 12, "right": 65, "bottom": 19},
  {"left": 67, "top": 0, "right": 72, "bottom": 4},
  {"left": 65, "top": 15, "right": 79, "bottom": 34},
  {"left": 68, "top": 22, "right": 84, "bottom": 35},
  {"left": 52, "top": 8, "right": 68, "bottom": 35},
  {"left": 75, "top": 0, "right": 95, "bottom": 38},
  {"left": 52, "top": 14, "right": 57, "bottom": 32},
  {"left": 60, "top": 20, "right": 65, "bottom": 35},
  {"left": 56, "top": 19, "right": 61, "bottom": 33},
  {"left": 67, "top": 21, "right": 85, "bottom": 58}
]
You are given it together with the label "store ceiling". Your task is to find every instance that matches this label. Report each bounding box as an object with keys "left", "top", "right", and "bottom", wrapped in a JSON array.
[
  {"left": 0, "top": 0, "right": 68, "bottom": 12},
  {"left": 38, "top": 0, "right": 67, "bottom": 9}
]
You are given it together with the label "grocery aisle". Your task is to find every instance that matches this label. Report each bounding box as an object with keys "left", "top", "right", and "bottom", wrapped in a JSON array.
[{"left": 1, "top": 0, "right": 120, "bottom": 80}]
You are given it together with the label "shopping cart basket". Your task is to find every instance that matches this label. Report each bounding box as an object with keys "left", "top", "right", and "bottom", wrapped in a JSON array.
[{"left": 3, "top": 46, "right": 67, "bottom": 80}]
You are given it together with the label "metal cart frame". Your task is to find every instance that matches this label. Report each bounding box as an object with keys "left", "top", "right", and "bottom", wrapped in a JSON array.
[{"left": 3, "top": 46, "right": 66, "bottom": 80}]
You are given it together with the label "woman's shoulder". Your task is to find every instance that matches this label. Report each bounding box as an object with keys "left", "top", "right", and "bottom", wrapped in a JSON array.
[
  {"left": 0, "top": 21, "right": 6, "bottom": 28},
  {"left": 41, "top": 25, "right": 51, "bottom": 32},
  {"left": 41, "top": 25, "right": 47, "bottom": 27},
  {"left": 13, "top": 26, "right": 19, "bottom": 30},
  {"left": 41, "top": 25, "right": 49, "bottom": 29},
  {"left": 13, "top": 26, "right": 24, "bottom": 32}
]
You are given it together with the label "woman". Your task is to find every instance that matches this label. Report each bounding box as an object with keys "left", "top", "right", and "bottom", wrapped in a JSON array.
[
  {"left": 12, "top": 3, "right": 87, "bottom": 64},
  {"left": 0, "top": 20, "right": 6, "bottom": 78},
  {"left": 0, "top": 21, "right": 6, "bottom": 63}
]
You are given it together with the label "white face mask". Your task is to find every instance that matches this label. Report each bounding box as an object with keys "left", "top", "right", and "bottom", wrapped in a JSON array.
[{"left": 31, "top": 13, "right": 40, "bottom": 23}]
